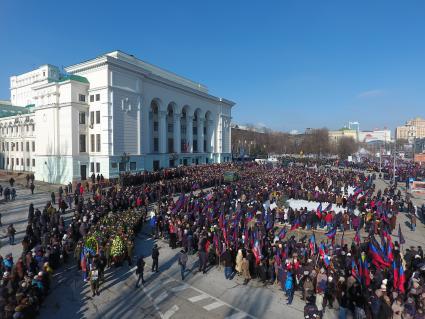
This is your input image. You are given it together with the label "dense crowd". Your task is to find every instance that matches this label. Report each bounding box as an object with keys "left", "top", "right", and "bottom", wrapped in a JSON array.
[{"left": 0, "top": 159, "right": 423, "bottom": 318}]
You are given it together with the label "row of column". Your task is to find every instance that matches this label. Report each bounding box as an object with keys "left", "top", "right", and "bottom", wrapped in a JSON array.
[{"left": 156, "top": 111, "right": 210, "bottom": 154}]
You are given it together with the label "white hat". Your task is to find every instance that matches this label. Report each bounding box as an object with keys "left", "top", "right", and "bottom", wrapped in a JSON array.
[{"left": 382, "top": 279, "right": 388, "bottom": 285}]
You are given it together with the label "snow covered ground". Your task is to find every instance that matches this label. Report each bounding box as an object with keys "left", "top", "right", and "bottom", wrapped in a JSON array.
[{"left": 286, "top": 186, "right": 361, "bottom": 215}]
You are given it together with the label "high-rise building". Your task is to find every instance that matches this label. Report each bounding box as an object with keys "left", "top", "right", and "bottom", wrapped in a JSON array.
[{"left": 396, "top": 117, "right": 425, "bottom": 142}]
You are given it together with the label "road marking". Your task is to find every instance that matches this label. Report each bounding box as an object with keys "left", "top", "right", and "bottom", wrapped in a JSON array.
[
  {"left": 169, "top": 284, "right": 189, "bottom": 292},
  {"left": 145, "top": 284, "right": 163, "bottom": 297},
  {"left": 225, "top": 312, "right": 248, "bottom": 319},
  {"left": 162, "top": 305, "right": 179, "bottom": 319},
  {"left": 154, "top": 291, "right": 168, "bottom": 304},
  {"left": 203, "top": 301, "right": 225, "bottom": 311},
  {"left": 188, "top": 293, "right": 209, "bottom": 303}
]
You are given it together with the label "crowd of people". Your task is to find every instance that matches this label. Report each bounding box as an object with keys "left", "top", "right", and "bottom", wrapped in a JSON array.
[
  {"left": 0, "top": 159, "right": 423, "bottom": 318},
  {"left": 146, "top": 162, "right": 424, "bottom": 319}
]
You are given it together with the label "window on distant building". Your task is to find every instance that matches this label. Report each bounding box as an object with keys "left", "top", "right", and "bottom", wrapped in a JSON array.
[
  {"left": 7, "top": 158, "right": 9, "bottom": 165},
  {"left": 130, "top": 162, "right": 136, "bottom": 170},
  {"left": 153, "top": 138, "right": 159, "bottom": 152},
  {"left": 16, "top": 158, "right": 19, "bottom": 165},
  {"left": 90, "top": 162, "right": 94, "bottom": 172},
  {"left": 32, "top": 159, "right": 35, "bottom": 167},
  {"left": 90, "top": 134, "right": 95, "bottom": 152},
  {"left": 79, "top": 134, "right": 86, "bottom": 152},
  {"left": 90, "top": 111, "right": 94, "bottom": 125},
  {"left": 79, "top": 112, "right": 86, "bottom": 124},
  {"left": 26, "top": 158, "right": 30, "bottom": 166},
  {"left": 16, "top": 143, "right": 19, "bottom": 151},
  {"left": 90, "top": 95, "right": 94, "bottom": 102},
  {"left": 78, "top": 94, "right": 86, "bottom": 102},
  {"left": 96, "top": 94, "right": 100, "bottom": 101},
  {"left": 26, "top": 142, "right": 29, "bottom": 152},
  {"left": 96, "top": 111, "right": 100, "bottom": 124},
  {"left": 32, "top": 141, "right": 35, "bottom": 152},
  {"left": 154, "top": 122, "right": 158, "bottom": 132},
  {"left": 96, "top": 162, "right": 100, "bottom": 172},
  {"left": 96, "top": 134, "right": 101, "bottom": 152}
]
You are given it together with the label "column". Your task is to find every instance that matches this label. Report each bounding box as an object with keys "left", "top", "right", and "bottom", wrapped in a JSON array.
[
  {"left": 187, "top": 115, "right": 193, "bottom": 153},
  {"left": 142, "top": 102, "right": 150, "bottom": 153},
  {"left": 197, "top": 118, "right": 204, "bottom": 153},
  {"left": 173, "top": 112, "right": 181, "bottom": 153},
  {"left": 207, "top": 120, "right": 214, "bottom": 153},
  {"left": 159, "top": 110, "right": 167, "bottom": 153}
]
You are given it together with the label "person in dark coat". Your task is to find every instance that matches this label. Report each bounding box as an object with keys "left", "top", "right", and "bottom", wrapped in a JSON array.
[
  {"left": 221, "top": 248, "right": 233, "bottom": 280},
  {"left": 151, "top": 244, "right": 159, "bottom": 272},
  {"left": 136, "top": 256, "right": 146, "bottom": 288}
]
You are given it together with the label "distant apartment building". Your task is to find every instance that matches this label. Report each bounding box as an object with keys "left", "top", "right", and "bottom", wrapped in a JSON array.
[
  {"left": 396, "top": 117, "right": 425, "bottom": 142},
  {"left": 328, "top": 129, "right": 357, "bottom": 144}
]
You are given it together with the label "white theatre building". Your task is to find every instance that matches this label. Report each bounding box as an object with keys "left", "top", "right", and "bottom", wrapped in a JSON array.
[{"left": 0, "top": 51, "right": 234, "bottom": 184}]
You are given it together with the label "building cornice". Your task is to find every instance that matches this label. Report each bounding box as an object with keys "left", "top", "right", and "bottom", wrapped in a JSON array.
[{"left": 65, "top": 54, "right": 235, "bottom": 108}]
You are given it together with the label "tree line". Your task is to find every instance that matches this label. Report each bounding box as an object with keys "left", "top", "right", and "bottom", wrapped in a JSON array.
[{"left": 231, "top": 126, "right": 358, "bottom": 159}]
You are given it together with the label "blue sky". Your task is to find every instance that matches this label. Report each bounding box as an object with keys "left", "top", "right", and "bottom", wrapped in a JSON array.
[{"left": 1, "top": 1, "right": 424, "bottom": 133}]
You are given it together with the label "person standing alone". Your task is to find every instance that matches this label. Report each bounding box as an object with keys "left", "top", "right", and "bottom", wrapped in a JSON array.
[
  {"left": 135, "top": 256, "right": 146, "bottom": 288},
  {"left": 178, "top": 250, "right": 188, "bottom": 280},
  {"left": 152, "top": 244, "right": 159, "bottom": 272}
]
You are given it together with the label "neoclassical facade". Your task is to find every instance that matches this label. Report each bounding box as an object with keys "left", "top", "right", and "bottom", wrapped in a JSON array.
[{"left": 0, "top": 51, "right": 234, "bottom": 184}]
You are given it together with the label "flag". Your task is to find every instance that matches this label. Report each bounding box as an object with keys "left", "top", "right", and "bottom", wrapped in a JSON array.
[
  {"left": 316, "top": 203, "right": 323, "bottom": 219},
  {"left": 253, "top": 241, "right": 262, "bottom": 264},
  {"left": 393, "top": 261, "right": 399, "bottom": 290},
  {"left": 354, "top": 228, "right": 361, "bottom": 245},
  {"left": 278, "top": 227, "right": 287, "bottom": 240},
  {"left": 325, "top": 227, "right": 337, "bottom": 239},
  {"left": 386, "top": 235, "right": 394, "bottom": 263},
  {"left": 290, "top": 218, "right": 300, "bottom": 231},
  {"left": 360, "top": 259, "right": 370, "bottom": 287},
  {"left": 324, "top": 203, "right": 332, "bottom": 212},
  {"left": 369, "top": 239, "right": 390, "bottom": 269},
  {"left": 324, "top": 254, "right": 331, "bottom": 267},
  {"left": 353, "top": 187, "right": 362, "bottom": 197},
  {"left": 319, "top": 243, "right": 326, "bottom": 257},
  {"left": 309, "top": 233, "right": 317, "bottom": 254},
  {"left": 352, "top": 260, "right": 361, "bottom": 282},
  {"left": 398, "top": 263, "right": 406, "bottom": 293},
  {"left": 398, "top": 224, "right": 405, "bottom": 245}
]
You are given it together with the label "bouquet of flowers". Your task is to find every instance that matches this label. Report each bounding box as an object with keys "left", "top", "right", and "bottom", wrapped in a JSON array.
[{"left": 110, "top": 235, "right": 125, "bottom": 257}]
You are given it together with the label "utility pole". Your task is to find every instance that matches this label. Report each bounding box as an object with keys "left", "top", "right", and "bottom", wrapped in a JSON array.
[
  {"left": 379, "top": 148, "right": 382, "bottom": 175},
  {"left": 393, "top": 146, "right": 396, "bottom": 185}
]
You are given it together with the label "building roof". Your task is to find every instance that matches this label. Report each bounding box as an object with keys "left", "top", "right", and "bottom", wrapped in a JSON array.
[
  {"left": 50, "top": 74, "right": 89, "bottom": 84},
  {"left": 0, "top": 102, "right": 30, "bottom": 119}
]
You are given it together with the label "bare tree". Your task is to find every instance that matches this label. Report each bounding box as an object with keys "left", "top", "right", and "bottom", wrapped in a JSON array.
[{"left": 337, "top": 137, "right": 358, "bottom": 160}]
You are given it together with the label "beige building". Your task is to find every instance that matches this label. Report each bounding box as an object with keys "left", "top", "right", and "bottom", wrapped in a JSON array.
[
  {"left": 396, "top": 117, "right": 425, "bottom": 142},
  {"left": 328, "top": 129, "right": 358, "bottom": 144}
]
